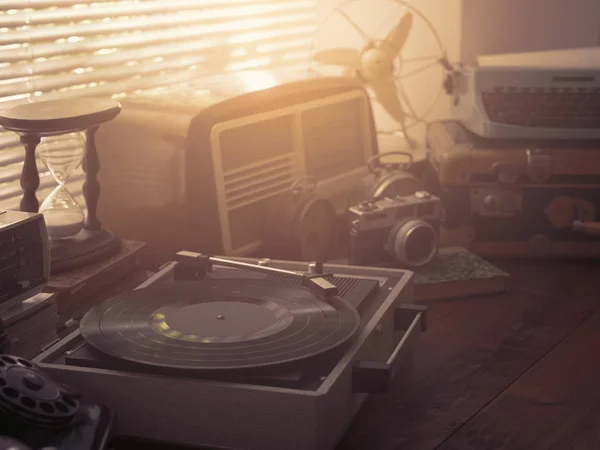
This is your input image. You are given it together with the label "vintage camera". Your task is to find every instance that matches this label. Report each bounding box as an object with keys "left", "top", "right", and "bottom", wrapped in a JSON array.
[{"left": 348, "top": 191, "right": 441, "bottom": 268}]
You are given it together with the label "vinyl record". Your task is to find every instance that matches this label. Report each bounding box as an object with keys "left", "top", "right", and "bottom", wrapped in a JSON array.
[{"left": 80, "top": 279, "right": 360, "bottom": 371}]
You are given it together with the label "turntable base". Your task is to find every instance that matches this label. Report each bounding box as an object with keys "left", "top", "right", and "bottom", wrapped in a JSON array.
[{"left": 34, "top": 254, "right": 426, "bottom": 450}]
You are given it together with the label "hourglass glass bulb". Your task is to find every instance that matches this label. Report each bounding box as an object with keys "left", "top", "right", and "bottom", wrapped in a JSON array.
[
  {"left": 37, "top": 132, "right": 85, "bottom": 184},
  {"left": 37, "top": 132, "right": 86, "bottom": 240}
]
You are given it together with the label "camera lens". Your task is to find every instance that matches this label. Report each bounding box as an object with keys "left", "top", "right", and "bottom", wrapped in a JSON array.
[{"left": 389, "top": 219, "right": 438, "bottom": 267}]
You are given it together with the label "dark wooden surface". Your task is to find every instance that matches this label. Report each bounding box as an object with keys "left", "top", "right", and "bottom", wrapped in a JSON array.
[
  {"left": 112, "top": 257, "right": 600, "bottom": 450},
  {"left": 337, "top": 257, "right": 600, "bottom": 450}
]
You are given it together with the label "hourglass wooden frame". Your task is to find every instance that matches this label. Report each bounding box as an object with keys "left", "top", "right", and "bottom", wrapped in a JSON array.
[{"left": 0, "top": 97, "right": 122, "bottom": 273}]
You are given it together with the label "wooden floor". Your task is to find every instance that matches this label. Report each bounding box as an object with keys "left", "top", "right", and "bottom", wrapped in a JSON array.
[{"left": 337, "top": 258, "right": 600, "bottom": 450}]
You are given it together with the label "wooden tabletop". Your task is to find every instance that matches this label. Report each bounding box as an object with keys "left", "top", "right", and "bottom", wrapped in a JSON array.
[
  {"left": 337, "top": 257, "right": 600, "bottom": 450},
  {"left": 111, "top": 257, "right": 600, "bottom": 450}
]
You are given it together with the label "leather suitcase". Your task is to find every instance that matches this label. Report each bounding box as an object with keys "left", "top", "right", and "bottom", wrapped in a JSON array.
[{"left": 425, "top": 120, "right": 600, "bottom": 258}]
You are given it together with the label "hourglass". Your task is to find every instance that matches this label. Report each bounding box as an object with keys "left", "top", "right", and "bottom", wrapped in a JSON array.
[
  {"left": 37, "top": 132, "right": 86, "bottom": 240},
  {"left": 0, "top": 97, "right": 122, "bottom": 273}
]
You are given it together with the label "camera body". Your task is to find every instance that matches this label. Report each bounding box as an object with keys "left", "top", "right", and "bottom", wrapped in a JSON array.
[{"left": 348, "top": 191, "right": 442, "bottom": 268}]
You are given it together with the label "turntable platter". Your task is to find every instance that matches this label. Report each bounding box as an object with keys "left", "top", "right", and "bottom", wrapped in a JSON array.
[{"left": 79, "top": 279, "right": 361, "bottom": 371}]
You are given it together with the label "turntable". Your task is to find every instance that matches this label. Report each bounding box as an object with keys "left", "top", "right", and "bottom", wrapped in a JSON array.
[{"left": 34, "top": 252, "right": 426, "bottom": 450}]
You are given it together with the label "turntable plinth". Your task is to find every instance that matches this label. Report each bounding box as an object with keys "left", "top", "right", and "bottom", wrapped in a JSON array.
[{"left": 34, "top": 254, "right": 426, "bottom": 450}]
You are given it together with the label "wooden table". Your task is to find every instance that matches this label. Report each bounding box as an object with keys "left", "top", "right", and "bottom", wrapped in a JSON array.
[
  {"left": 337, "top": 257, "right": 600, "bottom": 450},
  {"left": 112, "top": 257, "right": 600, "bottom": 450}
]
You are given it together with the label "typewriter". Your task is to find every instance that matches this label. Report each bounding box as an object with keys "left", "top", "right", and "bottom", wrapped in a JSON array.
[{"left": 449, "top": 47, "right": 600, "bottom": 140}]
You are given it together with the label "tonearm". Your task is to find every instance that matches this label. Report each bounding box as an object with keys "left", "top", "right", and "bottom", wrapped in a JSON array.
[{"left": 173, "top": 251, "right": 339, "bottom": 298}]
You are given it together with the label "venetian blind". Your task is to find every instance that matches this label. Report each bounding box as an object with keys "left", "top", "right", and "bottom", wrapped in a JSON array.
[{"left": 0, "top": 0, "right": 317, "bottom": 210}]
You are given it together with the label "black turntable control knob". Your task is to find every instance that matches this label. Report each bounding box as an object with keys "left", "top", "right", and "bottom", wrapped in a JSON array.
[{"left": 21, "top": 373, "right": 44, "bottom": 391}]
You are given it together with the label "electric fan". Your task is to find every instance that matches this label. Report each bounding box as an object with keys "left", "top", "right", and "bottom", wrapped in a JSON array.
[{"left": 311, "top": 0, "right": 448, "bottom": 149}]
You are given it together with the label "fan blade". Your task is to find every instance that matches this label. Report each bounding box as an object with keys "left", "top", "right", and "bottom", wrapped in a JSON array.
[
  {"left": 369, "top": 76, "right": 406, "bottom": 125},
  {"left": 385, "top": 12, "right": 413, "bottom": 55},
  {"left": 313, "top": 48, "right": 362, "bottom": 70}
]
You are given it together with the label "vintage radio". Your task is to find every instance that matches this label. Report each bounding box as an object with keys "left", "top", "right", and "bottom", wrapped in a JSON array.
[
  {"left": 95, "top": 73, "right": 377, "bottom": 264},
  {"left": 0, "top": 211, "right": 49, "bottom": 312},
  {"left": 425, "top": 120, "right": 600, "bottom": 258}
]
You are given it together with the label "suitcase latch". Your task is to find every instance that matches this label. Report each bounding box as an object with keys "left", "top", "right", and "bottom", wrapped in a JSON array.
[
  {"left": 471, "top": 188, "right": 523, "bottom": 217},
  {"left": 526, "top": 148, "right": 552, "bottom": 183}
]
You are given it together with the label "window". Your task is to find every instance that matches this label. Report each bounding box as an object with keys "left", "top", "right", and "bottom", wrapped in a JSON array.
[{"left": 0, "top": 0, "right": 317, "bottom": 210}]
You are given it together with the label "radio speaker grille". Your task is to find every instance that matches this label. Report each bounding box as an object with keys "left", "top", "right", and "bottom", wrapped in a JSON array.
[
  {"left": 302, "top": 97, "right": 366, "bottom": 181},
  {"left": 218, "top": 116, "right": 298, "bottom": 251}
]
